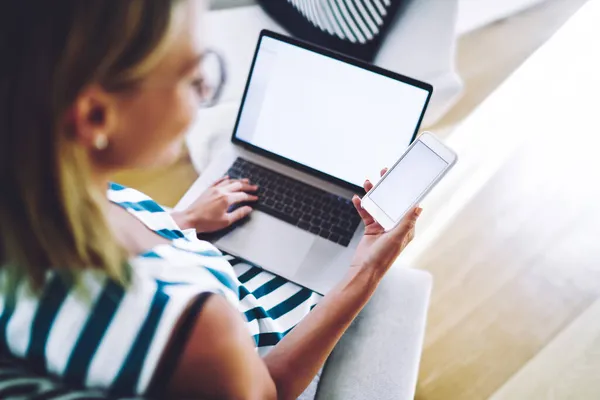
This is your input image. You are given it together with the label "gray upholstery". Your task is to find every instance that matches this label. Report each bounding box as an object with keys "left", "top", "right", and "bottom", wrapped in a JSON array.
[
  {"left": 210, "top": 0, "right": 256, "bottom": 10},
  {"left": 316, "top": 267, "right": 432, "bottom": 400}
]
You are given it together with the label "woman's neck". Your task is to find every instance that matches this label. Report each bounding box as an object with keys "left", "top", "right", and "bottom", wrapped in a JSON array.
[{"left": 92, "top": 172, "right": 113, "bottom": 212}]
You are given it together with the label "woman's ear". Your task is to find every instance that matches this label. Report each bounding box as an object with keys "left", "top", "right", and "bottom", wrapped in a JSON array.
[{"left": 70, "top": 85, "right": 119, "bottom": 151}]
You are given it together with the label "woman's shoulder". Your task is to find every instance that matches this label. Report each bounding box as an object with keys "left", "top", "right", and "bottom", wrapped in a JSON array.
[
  {"left": 0, "top": 254, "right": 238, "bottom": 396},
  {"left": 107, "top": 182, "right": 165, "bottom": 212},
  {"left": 131, "top": 243, "right": 240, "bottom": 303},
  {"left": 105, "top": 182, "right": 239, "bottom": 296},
  {"left": 107, "top": 182, "right": 190, "bottom": 242}
]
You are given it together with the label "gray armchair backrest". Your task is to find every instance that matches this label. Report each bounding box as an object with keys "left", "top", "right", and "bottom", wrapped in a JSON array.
[{"left": 210, "top": 0, "right": 256, "bottom": 10}]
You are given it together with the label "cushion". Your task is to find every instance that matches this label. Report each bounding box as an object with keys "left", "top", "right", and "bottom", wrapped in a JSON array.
[{"left": 257, "top": 0, "right": 407, "bottom": 62}]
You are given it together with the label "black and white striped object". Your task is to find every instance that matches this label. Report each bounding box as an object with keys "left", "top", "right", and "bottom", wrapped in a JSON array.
[
  {"left": 285, "top": 0, "right": 393, "bottom": 44},
  {"left": 258, "top": 0, "right": 405, "bottom": 62}
]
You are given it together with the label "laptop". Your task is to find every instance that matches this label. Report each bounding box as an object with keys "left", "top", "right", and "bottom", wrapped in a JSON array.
[{"left": 184, "top": 30, "right": 432, "bottom": 295}]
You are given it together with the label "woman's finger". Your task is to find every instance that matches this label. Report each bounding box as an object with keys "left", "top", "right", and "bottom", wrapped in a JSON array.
[
  {"left": 223, "top": 180, "right": 258, "bottom": 193},
  {"left": 408, "top": 227, "right": 415, "bottom": 243},
  {"left": 227, "top": 205, "right": 253, "bottom": 223},
  {"left": 215, "top": 178, "right": 234, "bottom": 187},
  {"left": 390, "top": 207, "right": 422, "bottom": 242},
  {"left": 227, "top": 192, "right": 259, "bottom": 205},
  {"left": 212, "top": 176, "right": 229, "bottom": 187},
  {"left": 351, "top": 195, "right": 375, "bottom": 225},
  {"left": 362, "top": 169, "right": 388, "bottom": 192}
]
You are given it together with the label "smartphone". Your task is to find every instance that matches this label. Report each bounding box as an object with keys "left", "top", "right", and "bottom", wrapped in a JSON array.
[{"left": 361, "top": 132, "right": 458, "bottom": 231}]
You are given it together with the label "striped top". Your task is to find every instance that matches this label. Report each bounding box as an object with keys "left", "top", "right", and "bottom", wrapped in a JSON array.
[
  {"left": 286, "top": 0, "right": 394, "bottom": 43},
  {"left": 0, "top": 183, "right": 322, "bottom": 396}
]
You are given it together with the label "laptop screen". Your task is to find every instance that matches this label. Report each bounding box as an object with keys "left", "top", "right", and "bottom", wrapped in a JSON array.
[{"left": 233, "top": 34, "right": 431, "bottom": 188}]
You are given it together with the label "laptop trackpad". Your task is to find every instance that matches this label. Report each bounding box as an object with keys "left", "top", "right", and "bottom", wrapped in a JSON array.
[{"left": 216, "top": 211, "right": 314, "bottom": 277}]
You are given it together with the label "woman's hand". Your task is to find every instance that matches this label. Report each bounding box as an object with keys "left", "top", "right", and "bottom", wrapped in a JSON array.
[
  {"left": 350, "top": 168, "right": 422, "bottom": 275},
  {"left": 172, "top": 176, "right": 258, "bottom": 233}
]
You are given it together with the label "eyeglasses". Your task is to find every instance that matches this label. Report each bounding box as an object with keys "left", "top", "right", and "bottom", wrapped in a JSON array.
[{"left": 195, "top": 49, "right": 227, "bottom": 108}]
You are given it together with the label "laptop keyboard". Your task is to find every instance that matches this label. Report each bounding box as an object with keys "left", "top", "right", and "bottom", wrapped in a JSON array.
[{"left": 226, "top": 158, "right": 362, "bottom": 247}]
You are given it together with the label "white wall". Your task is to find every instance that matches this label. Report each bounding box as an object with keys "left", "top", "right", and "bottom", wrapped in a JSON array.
[{"left": 457, "top": 0, "right": 548, "bottom": 35}]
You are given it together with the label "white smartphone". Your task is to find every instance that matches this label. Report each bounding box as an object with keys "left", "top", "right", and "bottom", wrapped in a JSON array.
[{"left": 361, "top": 131, "right": 458, "bottom": 231}]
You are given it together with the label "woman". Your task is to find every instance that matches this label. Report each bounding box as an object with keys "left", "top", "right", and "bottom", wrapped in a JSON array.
[{"left": 0, "top": 1, "right": 421, "bottom": 399}]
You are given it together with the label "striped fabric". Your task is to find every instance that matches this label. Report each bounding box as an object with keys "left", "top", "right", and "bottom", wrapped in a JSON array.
[
  {"left": 286, "top": 0, "right": 394, "bottom": 43},
  {"left": 0, "top": 183, "right": 322, "bottom": 397}
]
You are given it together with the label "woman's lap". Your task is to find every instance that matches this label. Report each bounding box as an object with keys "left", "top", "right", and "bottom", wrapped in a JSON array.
[{"left": 222, "top": 251, "right": 323, "bottom": 352}]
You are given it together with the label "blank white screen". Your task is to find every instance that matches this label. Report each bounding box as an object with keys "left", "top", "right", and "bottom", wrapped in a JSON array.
[
  {"left": 370, "top": 141, "right": 448, "bottom": 221},
  {"left": 235, "top": 36, "right": 430, "bottom": 187}
]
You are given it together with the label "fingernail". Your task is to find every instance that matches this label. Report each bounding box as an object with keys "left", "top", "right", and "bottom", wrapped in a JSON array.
[{"left": 415, "top": 207, "right": 423, "bottom": 216}]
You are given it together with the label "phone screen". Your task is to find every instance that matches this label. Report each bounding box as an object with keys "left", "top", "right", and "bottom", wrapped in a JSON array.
[{"left": 370, "top": 141, "right": 449, "bottom": 221}]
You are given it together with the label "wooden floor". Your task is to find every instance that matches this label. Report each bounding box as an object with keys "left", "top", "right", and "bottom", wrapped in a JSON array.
[
  {"left": 115, "top": 0, "right": 598, "bottom": 398},
  {"left": 413, "top": 0, "right": 599, "bottom": 398}
]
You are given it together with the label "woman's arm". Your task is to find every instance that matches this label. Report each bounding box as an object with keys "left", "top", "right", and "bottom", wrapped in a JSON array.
[
  {"left": 166, "top": 295, "right": 277, "bottom": 400},
  {"left": 263, "top": 263, "right": 383, "bottom": 399},
  {"left": 165, "top": 210, "right": 417, "bottom": 400},
  {"left": 166, "top": 175, "right": 420, "bottom": 399},
  {"left": 163, "top": 264, "right": 388, "bottom": 400},
  {"left": 262, "top": 202, "right": 420, "bottom": 400}
]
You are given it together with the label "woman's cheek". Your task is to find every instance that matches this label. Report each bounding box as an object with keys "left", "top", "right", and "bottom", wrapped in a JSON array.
[{"left": 175, "top": 86, "right": 198, "bottom": 136}]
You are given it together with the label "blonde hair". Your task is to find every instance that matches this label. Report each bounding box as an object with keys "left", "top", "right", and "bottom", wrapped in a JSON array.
[{"left": 0, "top": 0, "right": 184, "bottom": 289}]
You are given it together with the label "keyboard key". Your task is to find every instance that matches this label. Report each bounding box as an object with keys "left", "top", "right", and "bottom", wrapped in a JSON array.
[
  {"left": 298, "top": 221, "right": 310, "bottom": 230},
  {"left": 339, "top": 237, "right": 351, "bottom": 247},
  {"left": 332, "top": 226, "right": 347, "bottom": 236},
  {"left": 256, "top": 204, "right": 299, "bottom": 225},
  {"left": 319, "top": 230, "right": 330, "bottom": 239},
  {"left": 228, "top": 158, "right": 357, "bottom": 246}
]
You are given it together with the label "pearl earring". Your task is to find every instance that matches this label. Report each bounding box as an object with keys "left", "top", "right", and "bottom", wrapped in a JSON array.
[{"left": 94, "top": 134, "right": 108, "bottom": 150}]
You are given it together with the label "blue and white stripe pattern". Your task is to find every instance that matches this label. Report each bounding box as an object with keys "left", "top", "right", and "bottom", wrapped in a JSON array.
[
  {"left": 0, "top": 183, "right": 322, "bottom": 396},
  {"left": 287, "top": 0, "right": 393, "bottom": 43}
]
